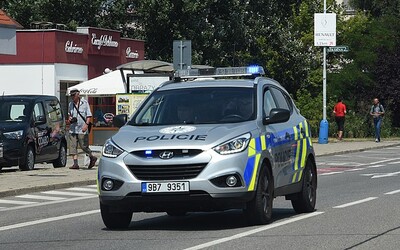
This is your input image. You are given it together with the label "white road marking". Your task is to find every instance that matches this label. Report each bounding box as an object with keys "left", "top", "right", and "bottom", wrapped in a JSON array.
[
  {"left": 366, "top": 164, "right": 385, "bottom": 168},
  {"left": 320, "top": 171, "right": 344, "bottom": 176},
  {"left": 345, "top": 168, "right": 365, "bottom": 172},
  {"left": 388, "top": 161, "right": 400, "bottom": 165},
  {"left": 385, "top": 189, "right": 400, "bottom": 195},
  {"left": 370, "top": 158, "right": 400, "bottom": 165},
  {"left": 183, "top": 212, "right": 324, "bottom": 250},
  {"left": 66, "top": 187, "right": 98, "bottom": 193},
  {"left": 371, "top": 171, "right": 400, "bottom": 179},
  {"left": 41, "top": 190, "right": 94, "bottom": 197},
  {"left": 0, "top": 199, "right": 38, "bottom": 205},
  {"left": 16, "top": 194, "right": 66, "bottom": 201},
  {"left": 333, "top": 197, "right": 378, "bottom": 208},
  {"left": 0, "top": 195, "right": 97, "bottom": 212},
  {"left": 87, "top": 185, "right": 98, "bottom": 188},
  {"left": 0, "top": 209, "right": 99, "bottom": 232}
]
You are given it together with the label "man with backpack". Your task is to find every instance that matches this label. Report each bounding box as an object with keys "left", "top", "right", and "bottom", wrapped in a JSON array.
[{"left": 370, "top": 98, "right": 385, "bottom": 142}]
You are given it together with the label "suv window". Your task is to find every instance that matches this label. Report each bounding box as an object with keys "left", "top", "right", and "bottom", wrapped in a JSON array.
[
  {"left": 270, "top": 87, "right": 291, "bottom": 112},
  {"left": 33, "top": 102, "right": 46, "bottom": 122},
  {"left": 0, "top": 101, "right": 29, "bottom": 122},
  {"left": 263, "top": 89, "right": 277, "bottom": 117},
  {"left": 45, "top": 100, "right": 63, "bottom": 122},
  {"left": 131, "top": 87, "right": 255, "bottom": 125}
]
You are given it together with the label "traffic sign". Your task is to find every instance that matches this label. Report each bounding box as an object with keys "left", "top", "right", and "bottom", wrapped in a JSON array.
[{"left": 327, "top": 46, "right": 349, "bottom": 53}]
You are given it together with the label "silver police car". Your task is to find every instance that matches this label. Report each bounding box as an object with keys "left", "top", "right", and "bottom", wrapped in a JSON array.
[{"left": 98, "top": 66, "right": 317, "bottom": 229}]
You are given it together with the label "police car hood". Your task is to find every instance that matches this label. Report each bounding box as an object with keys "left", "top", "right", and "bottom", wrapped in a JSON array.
[{"left": 112, "top": 122, "right": 257, "bottom": 151}]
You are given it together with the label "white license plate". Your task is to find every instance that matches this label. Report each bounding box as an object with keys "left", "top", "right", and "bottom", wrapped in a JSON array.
[{"left": 141, "top": 181, "right": 189, "bottom": 193}]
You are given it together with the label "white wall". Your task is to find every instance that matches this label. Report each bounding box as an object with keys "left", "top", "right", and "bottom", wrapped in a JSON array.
[{"left": 0, "top": 64, "right": 87, "bottom": 99}]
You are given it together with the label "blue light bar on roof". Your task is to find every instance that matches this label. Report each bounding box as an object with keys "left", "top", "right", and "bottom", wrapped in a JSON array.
[{"left": 174, "top": 66, "right": 265, "bottom": 79}]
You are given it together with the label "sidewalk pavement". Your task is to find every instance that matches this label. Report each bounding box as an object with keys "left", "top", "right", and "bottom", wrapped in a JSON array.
[{"left": 1, "top": 139, "right": 399, "bottom": 198}]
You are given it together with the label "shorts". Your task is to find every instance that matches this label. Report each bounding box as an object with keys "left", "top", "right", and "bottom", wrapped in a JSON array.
[
  {"left": 335, "top": 116, "right": 345, "bottom": 131},
  {"left": 68, "top": 133, "right": 91, "bottom": 155}
]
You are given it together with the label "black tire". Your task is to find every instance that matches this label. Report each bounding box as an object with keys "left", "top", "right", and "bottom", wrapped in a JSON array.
[
  {"left": 19, "top": 145, "right": 35, "bottom": 171},
  {"left": 100, "top": 203, "right": 132, "bottom": 229},
  {"left": 245, "top": 165, "right": 273, "bottom": 225},
  {"left": 166, "top": 211, "right": 187, "bottom": 216},
  {"left": 53, "top": 142, "right": 67, "bottom": 168},
  {"left": 291, "top": 159, "right": 317, "bottom": 213}
]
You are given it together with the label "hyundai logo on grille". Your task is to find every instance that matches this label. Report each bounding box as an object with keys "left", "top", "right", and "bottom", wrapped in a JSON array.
[{"left": 159, "top": 151, "right": 174, "bottom": 159}]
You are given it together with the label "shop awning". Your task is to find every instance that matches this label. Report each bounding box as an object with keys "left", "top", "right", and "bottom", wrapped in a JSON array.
[{"left": 67, "top": 70, "right": 131, "bottom": 96}]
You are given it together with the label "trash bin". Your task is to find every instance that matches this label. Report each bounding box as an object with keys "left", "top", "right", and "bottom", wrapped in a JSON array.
[{"left": 318, "top": 119, "right": 329, "bottom": 144}]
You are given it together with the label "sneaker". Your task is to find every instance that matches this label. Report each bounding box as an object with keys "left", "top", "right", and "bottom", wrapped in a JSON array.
[
  {"left": 69, "top": 164, "right": 79, "bottom": 170},
  {"left": 88, "top": 156, "right": 97, "bottom": 169},
  {"left": 375, "top": 138, "right": 379, "bottom": 143}
]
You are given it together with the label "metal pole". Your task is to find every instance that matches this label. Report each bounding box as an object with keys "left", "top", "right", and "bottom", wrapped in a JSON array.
[
  {"left": 318, "top": 0, "right": 329, "bottom": 144},
  {"left": 180, "top": 40, "right": 183, "bottom": 70}
]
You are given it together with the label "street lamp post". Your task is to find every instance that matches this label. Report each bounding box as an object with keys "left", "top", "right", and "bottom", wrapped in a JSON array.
[{"left": 318, "top": 0, "right": 329, "bottom": 144}]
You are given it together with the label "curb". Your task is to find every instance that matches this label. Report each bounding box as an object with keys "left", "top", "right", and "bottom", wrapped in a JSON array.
[{"left": 315, "top": 142, "right": 400, "bottom": 157}]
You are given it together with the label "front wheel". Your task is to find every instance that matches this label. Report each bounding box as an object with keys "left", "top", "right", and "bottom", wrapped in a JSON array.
[
  {"left": 291, "top": 159, "right": 317, "bottom": 213},
  {"left": 245, "top": 165, "right": 273, "bottom": 225},
  {"left": 100, "top": 203, "right": 132, "bottom": 230},
  {"left": 19, "top": 145, "right": 35, "bottom": 171}
]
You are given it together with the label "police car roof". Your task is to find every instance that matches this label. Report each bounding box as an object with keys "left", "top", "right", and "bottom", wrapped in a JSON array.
[{"left": 158, "top": 79, "right": 257, "bottom": 91}]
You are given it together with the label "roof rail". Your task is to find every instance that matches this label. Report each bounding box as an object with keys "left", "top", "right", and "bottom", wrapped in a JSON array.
[{"left": 174, "top": 66, "right": 265, "bottom": 80}]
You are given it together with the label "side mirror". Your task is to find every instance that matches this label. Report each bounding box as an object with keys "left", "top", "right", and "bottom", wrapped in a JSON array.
[
  {"left": 263, "top": 108, "right": 290, "bottom": 125},
  {"left": 113, "top": 114, "right": 128, "bottom": 128}
]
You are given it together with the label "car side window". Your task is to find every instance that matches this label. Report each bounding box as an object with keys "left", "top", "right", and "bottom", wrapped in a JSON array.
[
  {"left": 270, "top": 87, "right": 292, "bottom": 112},
  {"left": 33, "top": 102, "right": 46, "bottom": 122},
  {"left": 45, "top": 100, "right": 63, "bottom": 122},
  {"left": 263, "top": 88, "right": 277, "bottom": 117}
]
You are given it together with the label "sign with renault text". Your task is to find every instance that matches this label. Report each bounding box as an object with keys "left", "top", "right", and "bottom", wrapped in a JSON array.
[{"left": 314, "top": 13, "right": 336, "bottom": 46}]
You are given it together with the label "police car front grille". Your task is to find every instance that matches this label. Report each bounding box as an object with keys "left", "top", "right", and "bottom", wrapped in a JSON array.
[{"left": 127, "top": 163, "right": 207, "bottom": 180}]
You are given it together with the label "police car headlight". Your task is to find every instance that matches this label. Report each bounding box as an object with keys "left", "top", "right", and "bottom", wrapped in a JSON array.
[
  {"left": 3, "top": 130, "right": 24, "bottom": 140},
  {"left": 213, "top": 133, "right": 251, "bottom": 155},
  {"left": 102, "top": 139, "right": 124, "bottom": 158}
]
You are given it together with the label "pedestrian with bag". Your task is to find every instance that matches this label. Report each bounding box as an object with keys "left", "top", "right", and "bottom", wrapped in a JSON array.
[
  {"left": 68, "top": 88, "right": 97, "bottom": 169},
  {"left": 333, "top": 97, "right": 346, "bottom": 141},
  {"left": 370, "top": 98, "right": 385, "bottom": 143}
]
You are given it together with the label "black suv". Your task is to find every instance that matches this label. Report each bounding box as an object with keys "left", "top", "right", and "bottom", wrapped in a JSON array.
[{"left": 0, "top": 95, "right": 67, "bottom": 171}]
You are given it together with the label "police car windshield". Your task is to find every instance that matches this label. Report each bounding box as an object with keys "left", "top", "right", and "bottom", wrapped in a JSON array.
[{"left": 130, "top": 87, "right": 255, "bottom": 126}]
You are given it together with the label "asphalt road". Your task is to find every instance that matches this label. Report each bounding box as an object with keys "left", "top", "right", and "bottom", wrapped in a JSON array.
[{"left": 1, "top": 146, "right": 399, "bottom": 250}]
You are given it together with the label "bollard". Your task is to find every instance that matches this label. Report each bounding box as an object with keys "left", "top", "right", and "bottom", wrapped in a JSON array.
[{"left": 318, "top": 119, "right": 329, "bottom": 144}]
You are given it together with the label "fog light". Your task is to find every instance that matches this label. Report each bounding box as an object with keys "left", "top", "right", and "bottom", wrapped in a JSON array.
[
  {"left": 226, "top": 175, "right": 237, "bottom": 187},
  {"left": 102, "top": 179, "right": 114, "bottom": 191}
]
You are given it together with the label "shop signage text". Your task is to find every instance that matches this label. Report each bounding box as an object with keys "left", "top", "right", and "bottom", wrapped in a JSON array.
[
  {"left": 91, "top": 33, "right": 119, "bottom": 50},
  {"left": 126, "top": 47, "right": 139, "bottom": 58},
  {"left": 79, "top": 88, "right": 98, "bottom": 94},
  {"left": 65, "top": 41, "right": 84, "bottom": 54}
]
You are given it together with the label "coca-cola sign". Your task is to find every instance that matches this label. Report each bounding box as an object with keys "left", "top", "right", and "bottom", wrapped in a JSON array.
[
  {"left": 65, "top": 41, "right": 84, "bottom": 54},
  {"left": 126, "top": 47, "right": 139, "bottom": 58},
  {"left": 79, "top": 88, "right": 98, "bottom": 94},
  {"left": 91, "top": 33, "right": 119, "bottom": 50}
]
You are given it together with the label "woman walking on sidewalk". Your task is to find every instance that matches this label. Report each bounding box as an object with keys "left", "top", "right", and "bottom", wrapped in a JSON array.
[
  {"left": 370, "top": 98, "right": 385, "bottom": 143},
  {"left": 333, "top": 97, "right": 346, "bottom": 141}
]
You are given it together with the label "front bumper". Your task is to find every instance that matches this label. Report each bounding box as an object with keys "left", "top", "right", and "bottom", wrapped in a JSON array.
[{"left": 98, "top": 148, "right": 254, "bottom": 212}]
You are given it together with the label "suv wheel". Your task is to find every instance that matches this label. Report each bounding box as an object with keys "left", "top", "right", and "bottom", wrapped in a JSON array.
[
  {"left": 53, "top": 142, "right": 67, "bottom": 168},
  {"left": 100, "top": 203, "right": 132, "bottom": 229},
  {"left": 245, "top": 165, "right": 273, "bottom": 225},
  {"left": 291, "top": 159, "right": 317, "bottom": 213},
  {"left": 19, "top": 145, "right": 35, "bottom": 171}
]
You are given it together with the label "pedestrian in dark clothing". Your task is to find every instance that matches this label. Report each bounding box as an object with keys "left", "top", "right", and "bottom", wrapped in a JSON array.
[
  {"left": 370, "top": 98, "right": 385, "bottom": 142},
  {"left": 333, "top": 97, "right": 346, "bottom": 140}
]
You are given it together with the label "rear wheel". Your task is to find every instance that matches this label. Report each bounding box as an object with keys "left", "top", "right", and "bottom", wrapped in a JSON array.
[
  {"left": 19, "top": 145, "right": 35, "bottom": 171},
  {"left": 291, "top": 159, "right": 317, "bottom": 213},
  {"left": 100, "top": 203, "right": 132, "bottom": 229},
  {"left": 53, "top": 142, "right": 67, "bottom": 168},
  {"left": 245, "top": 165, "right": 273, "bottom": 225}
]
